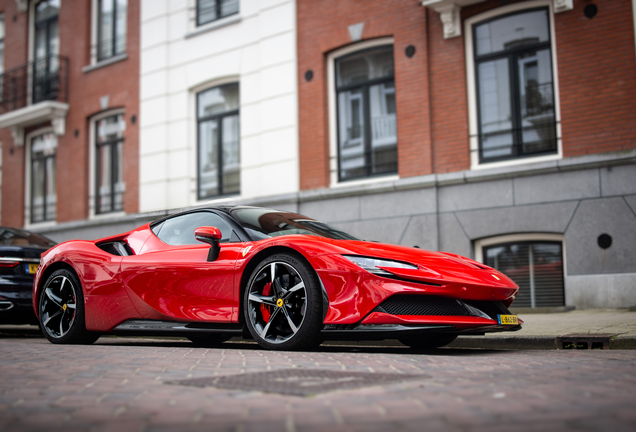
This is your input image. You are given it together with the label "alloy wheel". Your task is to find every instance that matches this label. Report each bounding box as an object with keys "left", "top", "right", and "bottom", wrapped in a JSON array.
[
  {"left": 40, "top": 275, "right": 77, "bottom": 339},
  {"left": 247, "top": 261, "right": 308, "bottom": 344}
]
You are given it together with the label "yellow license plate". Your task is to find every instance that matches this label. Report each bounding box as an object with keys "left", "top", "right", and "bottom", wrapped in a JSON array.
[
  {"left": 497, "top": 314, "right": 518, "bottom": 325},
  {"left": 26, "top": 264, "right": 39, "bottom": 274}
]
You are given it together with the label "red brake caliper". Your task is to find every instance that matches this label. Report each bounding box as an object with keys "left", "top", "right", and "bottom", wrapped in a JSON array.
[{"left": 261, "top": 282, "right": 272, "bottom": 322}]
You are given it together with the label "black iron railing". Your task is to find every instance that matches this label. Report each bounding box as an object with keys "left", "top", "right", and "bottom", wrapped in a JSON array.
[{"left": 0, "top": 55, "right": 69, "bottom": 115}]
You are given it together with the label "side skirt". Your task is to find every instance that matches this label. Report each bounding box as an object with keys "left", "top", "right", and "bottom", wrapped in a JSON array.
[{"left": 112, "top": 319, "right": 243, "bottom": 338}]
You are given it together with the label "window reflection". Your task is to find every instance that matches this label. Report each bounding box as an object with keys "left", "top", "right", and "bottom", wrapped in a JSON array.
[
  {"left": 197, "top": 83, "right": 240, "bottom": 199},
  {"left": 336, "top": 46, "right": 397, "bottom": 181}
]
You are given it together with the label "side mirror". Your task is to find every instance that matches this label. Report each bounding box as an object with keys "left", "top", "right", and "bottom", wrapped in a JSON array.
[{"left": 195, "top": 226, "right": 222, "bottom": 262}]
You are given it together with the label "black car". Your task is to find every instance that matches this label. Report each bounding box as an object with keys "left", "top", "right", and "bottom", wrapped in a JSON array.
[{"left": 0, "top": 227, "right": 56, "bottom": 324}]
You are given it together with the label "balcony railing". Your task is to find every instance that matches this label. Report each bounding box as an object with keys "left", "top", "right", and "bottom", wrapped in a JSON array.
[{"left": 0, "top": 55, "right": 69, "bottom": 115}]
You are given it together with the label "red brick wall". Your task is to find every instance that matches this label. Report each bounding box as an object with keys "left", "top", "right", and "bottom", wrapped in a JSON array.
[
  {"left": 552, "top": 0, "right": 636, "bottom": 156},
  {"left": 298, "top": 0, "right": 636, "bottom": 188},
  {"left": 460, "top": 0, "right": 636, "bottom": 159},
  {"left": 0, "top": 0, "right": 139, "bottom": 227},
  {"left": 297, "top": 0, "right": 433, "bottom": 190}
]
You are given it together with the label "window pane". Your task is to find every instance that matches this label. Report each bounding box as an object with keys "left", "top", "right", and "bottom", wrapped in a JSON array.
[
  {"left": 199, "top": 119, "right": 219, "bottom": 198},
  {"left": 198, "top": 83, "right": 239, "bottom": 118},
  {"left": 32, "top": 158, "right": 45, "bottom": 223},
  {"left": 31, "top": 133, "right": 56, "bottom": 223},
  {"left": 97, "top": 114, "right": 125, "bottom": 143},
  {"left": 518, "top": 48, "right": 556, "bottom": 154},
  {"left": 336, "top": 46, "right": 394, "bottom": 87},
  {"left": 222, "top": 114, "right": 240, "bottom": 194},
  {"left": 98, "top": 144, "right": 112, "bottom": 213},
  {"left": 475, "top": 9, "right": 549, "bottom": 56},
  {"left": 115, "top": 0, "right": 127, "bottom": 55},
  {"left": 45, "top": 156, "right": 56, "bottom": 220},
  {"left": 220, "top": 0, "right": 238, "bottom": 17},
  {"left": 485, "top": 241, "right": 564, "bottom": 308},
  {"left": 198, "top": 0, "right": 218, "bottom": 25},
  {"left": 99, "top": 0, "right": 114, "bottom": 59},
  {"left": 478, "top": 58, "right": 513, "bottom": 159},
  {"left": 157, "top": 212, "right": 232, "bottom": 246},
  {"left": 338, "top": 88, "right": 366, "bottom": 180},
  {"left": 114, "top": 141, "right": 124, "bottom": 211},
  {"left": 35, "top": 0, "right": 60, "bottom": 23}
]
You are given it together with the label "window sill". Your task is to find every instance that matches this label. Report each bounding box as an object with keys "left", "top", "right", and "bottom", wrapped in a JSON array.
[
  {"left": 82, "top": 53, "right": 128, "bottom": 74},
  {"left": 89, "top": 210, "right": 126, "bottom": 221},
  {"left": 185, "top": 14, "right": 241, "bottom": 39},
  {"left": 470, "top": 152, "right": 561, "bottom": 171},
  {"left": 330, "top": 174, "right": 400, "bottom": 190},
  {"left": 24, "top": 220, "right": 57, "bottom": 231}
]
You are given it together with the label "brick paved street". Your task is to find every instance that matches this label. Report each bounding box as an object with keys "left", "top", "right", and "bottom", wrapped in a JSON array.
[{"left": 1, "top": 334, "right": 635, "bottom": 432}]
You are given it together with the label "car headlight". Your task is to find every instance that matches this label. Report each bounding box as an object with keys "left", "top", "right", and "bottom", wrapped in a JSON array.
[{"left": 343, "top": 255, "right": 417, "bottom": 276}]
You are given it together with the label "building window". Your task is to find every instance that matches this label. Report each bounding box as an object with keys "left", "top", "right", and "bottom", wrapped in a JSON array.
[
  {"left": 473, "top": 8, "right": 557, "bottom": 163},
  {"left": 95, "top": 113, "right": 125, "bottom": 214},
  {"left": 30, "top": 132, "right": 57, "bottom": 223},
  {"left": 197, "top": 83, "right": 240, "bottom": 199},
  {"left": 335, "top": 45, "right": 397, "bottom": 182},
  {"left": 196, "top": 0, "right": 239, "bottom": 26},
  {"left": 97, "top": 0, "right": 127, "bottom": 61},
  {"left": 484, "top": 240, "right": 564, "bottom": 308},
  {"left": 0, "top": 14, "right": 4, "bottom": 97}
]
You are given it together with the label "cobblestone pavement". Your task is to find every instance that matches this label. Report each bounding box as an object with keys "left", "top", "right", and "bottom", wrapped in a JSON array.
[{"left": 1, "top": 336, "right": 635, "bottom": 432}]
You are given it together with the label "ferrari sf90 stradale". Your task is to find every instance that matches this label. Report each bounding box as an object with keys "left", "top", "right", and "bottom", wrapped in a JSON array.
[{"left": 34, "top": 206, "right": 521, "bottom": 350}]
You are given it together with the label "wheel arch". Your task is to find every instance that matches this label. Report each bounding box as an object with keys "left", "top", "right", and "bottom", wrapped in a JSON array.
[
  {"left": 35, "top": 262, "right": 80, "bottom": 319},
  {"left": 238, "top": 246, "right": 329, "bottom": 326}
]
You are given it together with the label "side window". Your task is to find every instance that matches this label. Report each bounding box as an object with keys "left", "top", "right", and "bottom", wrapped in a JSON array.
[{"left": 155, "top": 212, "right": 233, "bottom": 246}]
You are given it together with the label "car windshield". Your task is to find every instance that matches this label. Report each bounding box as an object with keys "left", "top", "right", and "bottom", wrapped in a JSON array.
[
  {"left": 230, "top": 208, "right": 359, "bottom": 241},
  {"left": 0, "top": 227, "right": 56, "bottom": 248}
]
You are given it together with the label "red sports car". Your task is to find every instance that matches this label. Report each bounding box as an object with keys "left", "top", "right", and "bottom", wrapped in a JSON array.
[{"left": 33, "top": 206, "right": 521, "bottom": 350}]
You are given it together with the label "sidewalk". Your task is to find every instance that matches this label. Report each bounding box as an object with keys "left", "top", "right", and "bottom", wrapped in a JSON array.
[{"left": 447, "top": 308, "right": 636, "bottom": 350}]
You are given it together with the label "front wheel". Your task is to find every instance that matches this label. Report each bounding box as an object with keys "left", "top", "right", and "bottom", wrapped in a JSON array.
[
  {"left": 39, "top": 269, "right": 100, "bottom": 345},
  {"left": 244, "top": 253, "right": 323, "bottom": 351}
]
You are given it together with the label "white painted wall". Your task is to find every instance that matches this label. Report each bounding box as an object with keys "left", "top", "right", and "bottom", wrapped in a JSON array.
[{"left": 139, "top": 0, "right": 298, "bottom": 212}]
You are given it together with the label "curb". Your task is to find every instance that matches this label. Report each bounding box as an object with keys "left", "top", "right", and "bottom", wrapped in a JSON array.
[{"left": 449, "top": 335, "right": 636, "bottom": 350}]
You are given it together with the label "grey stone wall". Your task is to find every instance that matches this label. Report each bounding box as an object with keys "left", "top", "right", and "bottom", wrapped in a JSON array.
[{"left": 34, "top": 151, "right": 636, "bottom": 308}]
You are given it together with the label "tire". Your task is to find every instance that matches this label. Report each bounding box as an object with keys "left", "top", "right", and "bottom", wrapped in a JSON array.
[
  {"left": 187, "top": 334, "right": 232, "bottom": 347},
  {"left": 39, "top": 269, "right": 100, "bottom": 345},
  {"left": 399, "top": 334, "right": 458, "bottom": 350},
  {"left": 244, "top": 253, "right": 323, "bottom": 351}
]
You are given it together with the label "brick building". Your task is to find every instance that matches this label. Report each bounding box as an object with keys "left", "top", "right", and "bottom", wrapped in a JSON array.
[
  {"left": 291, "top": 0, "right": 636, "bottom": 308},
  {"left": 0, "top": 0, "right": 635, "bottom": 309},
  {"left": 0, "top": 0, "right": 140, "bottom": 238}
]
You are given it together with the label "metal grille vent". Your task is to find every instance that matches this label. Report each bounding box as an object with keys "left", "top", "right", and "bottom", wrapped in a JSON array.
[{"left": 374, "top": 295, "right": 472, "bottom": 316}]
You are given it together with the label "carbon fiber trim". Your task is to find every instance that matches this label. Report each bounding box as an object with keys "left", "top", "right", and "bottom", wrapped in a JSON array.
[{"left": 373, "top": 295, "right": 505, "bottom": 319}]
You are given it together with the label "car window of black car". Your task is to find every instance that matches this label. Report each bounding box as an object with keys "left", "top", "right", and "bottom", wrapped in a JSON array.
[
  {"left": 155, "top": 212, "right": 233, "bottom": 246},
  {"left": 0, "top": 227, "right": 56, "bottom": 248}
]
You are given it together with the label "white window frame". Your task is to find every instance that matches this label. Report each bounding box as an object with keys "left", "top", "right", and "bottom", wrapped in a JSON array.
[
  {"left": 185, "top": 0, "right": 241, "bottom": 39},
  {"left": 327, "top": 37, "right": 399, "bottom": 189},
  {"left": 89, "top": 108, "right": 126, "bottom": 220},
  {"left": 188, "top": 76, "right": 241, "bottom": 206},
  {"left": 24, "top": 126, "right": 57, "bottom": 229},
  {"left": 465, "top": 0, "right": 563, "bottom": 171},
  {"left": 85, "top": 0, "right": 128, "bottom": 71}
]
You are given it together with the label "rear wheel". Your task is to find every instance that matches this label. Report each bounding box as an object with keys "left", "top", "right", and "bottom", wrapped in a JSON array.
[
  {"left": 399, "top": 334, "right": 458, "bottom": 350},
  {"left": 39, "top": 269, "right": 100, "bottom": 345},
  {"left": 244, "top": 253, "right": 323, "bottom": 351}
]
